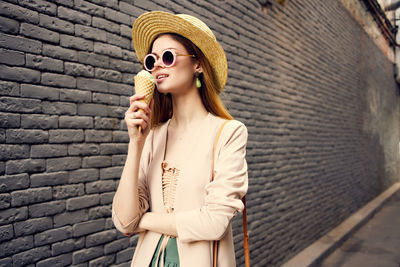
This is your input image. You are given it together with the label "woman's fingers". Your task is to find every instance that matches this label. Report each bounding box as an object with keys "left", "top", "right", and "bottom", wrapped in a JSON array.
[{"left": 128, "top": 99, "right": 151, "bottom": 114}]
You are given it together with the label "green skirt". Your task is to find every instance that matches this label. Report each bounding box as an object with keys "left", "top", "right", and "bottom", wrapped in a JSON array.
[{"left": 150, "top": 235, "right": 179, "bottom": 267}]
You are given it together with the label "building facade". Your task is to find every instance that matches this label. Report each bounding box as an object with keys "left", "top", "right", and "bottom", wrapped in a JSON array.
[{"left": 0, "top": 0, "right": 399, "bottom": 266}]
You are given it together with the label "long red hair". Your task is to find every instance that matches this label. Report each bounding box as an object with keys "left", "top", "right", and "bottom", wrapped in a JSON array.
[{"left": 149, "top": 33, "right": 233, "bottom": 128}]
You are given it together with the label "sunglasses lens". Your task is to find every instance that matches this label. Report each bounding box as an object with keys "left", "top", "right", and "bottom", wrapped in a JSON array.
[
  {"left": 144, "top": 55, "right": 155, "bottom": 71},
  {"left": 162, "top": 51, "right": 175, "bottom": 66}
]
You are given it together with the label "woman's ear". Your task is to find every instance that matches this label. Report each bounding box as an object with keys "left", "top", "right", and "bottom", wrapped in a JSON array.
[{"left": 194, "top": 61, "right": 202, "bottom": 74}]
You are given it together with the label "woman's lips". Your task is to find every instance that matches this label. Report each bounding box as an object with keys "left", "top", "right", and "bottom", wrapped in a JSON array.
[{"left": 156, "top": 74, "right": 169, "bottom": 83}]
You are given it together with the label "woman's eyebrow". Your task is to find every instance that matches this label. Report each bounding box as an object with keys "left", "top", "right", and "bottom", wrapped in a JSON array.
[{"left": 151, "top": 47, "right": 180, "bottom": 56}]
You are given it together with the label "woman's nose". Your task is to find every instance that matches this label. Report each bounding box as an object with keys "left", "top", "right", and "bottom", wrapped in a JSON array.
[{"left": 153, "top": 57, "right": 163, "bottom": 69}]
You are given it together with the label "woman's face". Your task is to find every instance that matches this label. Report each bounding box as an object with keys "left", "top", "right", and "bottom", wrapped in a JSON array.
[{"left": 150, "top": 34, "right": 199, "bottom": 95}]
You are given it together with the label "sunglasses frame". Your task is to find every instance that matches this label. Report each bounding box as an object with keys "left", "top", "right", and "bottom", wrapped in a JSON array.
[{"left": 143, "top": 49, "right": 195, "bottom": 72}]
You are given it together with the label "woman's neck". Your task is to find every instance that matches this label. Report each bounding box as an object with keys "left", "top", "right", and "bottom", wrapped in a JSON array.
[{"left": 170, "top": 88, "right": 208, "bottom": 130}]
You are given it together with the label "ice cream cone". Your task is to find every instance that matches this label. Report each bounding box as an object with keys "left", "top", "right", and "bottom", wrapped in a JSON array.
[{"left": 134, "top": 70, "right": 155, "bottom": 133}]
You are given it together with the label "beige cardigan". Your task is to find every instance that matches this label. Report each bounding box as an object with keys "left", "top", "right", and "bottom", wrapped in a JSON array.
[{"left": 112, "top": 113, "right": 248, "bottom": 267}]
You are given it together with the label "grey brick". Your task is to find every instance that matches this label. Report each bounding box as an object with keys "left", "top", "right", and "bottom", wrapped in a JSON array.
[
  {"left": 112, "top": 154, "right": 126, "bottom": 166},
  {"left": 0, "top": 33, "right": 41, "bottom": 54},
  {"left": 68, "top": 168, "right": 98, "bottom": 183},
  {"left": 60, "top": 89, "right": 91, "bottom": 103},
  {"left": 42, "top": 101, "right": 77, "bottom": 115},
  {"left": 6, "top": 158, "right": 45, "bottom": 174},
  {"left": 115, "top": 246, "right": 134, "bottom": 263},
  {"left": 0, "top": 224, "right": 13, "bottom": 242},
  {"left": 118, "top": 1, "right": 142, "bottom": 17},
  {"left": 86, "top": 229, "right": 116, "bottom": 247},
  {"left": 106, "top": 105, "right": 125, "bottom": 118},
  {"left": 104, "top": 7, "right": 130, "bottom": 25},
  {"left": 74, "top": 0, "right": 104, "bottom": 16},
  {"left": 25, "top": 54, "right": 64, "bottom": 72},
  {"left": 53, "top": 183, "right": 84, "bottom": 199},
  {"left": 104, "top": 238, "right": 129, "bottom": 255},
  {"left": 0, "top": 173, "right": 29, "bottom": 193},
  {"left": 18, "top": 0, "right": 57, "bottom": 15},
  {"left": 122, "top": 72, "right": 135, "bottom": 85},
  {"left": 86, "top": 180, "right": 115, "bottom": 194},
  {"left": 0, "top": 81, "right": 19, "bottom": 96},
  {"left": 0, "top": 144, "right": 29, "bottom": 160},
  {"left": 39, "top": 13, "right": 74, "bottom": 34},
  {"left": 110, "top": 58, "right": 135, "bottom": 73},
  {"left": 72, "top": 218, "right": 104, "bottom": 237},
  {"left": 20, "top": 23, "right": 59, "bottom": 43},
  {"left": 90, "top": 0, "right": 118, "bottom": 8},
  {"left": 100, "top": 166, "right": 123, "bottom": 180},
  {"left": 107, "top": 32, "right": 130, "bottom": 49},
  {"left": 11, "top": 187, "right": 52, "bottom": 207},
  {"left": 57, "top": 6, "right": 91, "bottom": 25},
  {"left": 0, "top": 48, "right": 25, "bottom": 66},
  {"left": 0, "top": 258, "right": 12, "bottom": 266},
  {"left": 120, "top": 24, "right": 130, "bottom": 38},
  {"left": 65, "top": 62, "right": 94, "bottom": 77},
  {"left": 0, "top": 193, "right": 11, "bottom": 209},
  {"left": 53, "top": 210, "right": 88, "bottom": 228},
  {"left": 88, "top": 204, "right": 111, "bottom": 219},
  {"left": 30, "top": 171, "right": 69, "bottom": 187},
  {"left": 100, "top": 192, "right": 114, "bottom": 205},
  {"left": 108, "top": 81, "right": 133, "bottom": 96},
  {"left": 49, "top": 129, "right": 84, "bottom": 143},
  {"left": 85, "top": 130, "right": 112, "bottom": 143},
  {"left": 89, "top": 255, "right": 115, "bottom": 267},
  {"left": 12, "top": 246, "right": 52, "bottom": 266},
  {"left": 0, "top": 97, "right": 41, "bottom": 113},
  {"left": 95, "top": 68, "right": 122, "bottom": 82},
  {"left": 41, "top": 72, "right": 76, "bottom": 88},
  {"left": 32, "top": 144, "right": 67, "bottom": 159},
  {"left": 34, "top": 225, "right": 72, "bottom": 246},
  {"left": 92, "top": 16, "right": 119, "bottom": 34},
  {"left": 78, "top": 103, "right": 108, "bottom": 117},
  {"left": 78, "top": 51, "right": 109, "bottom": 68},
  {"left": 20, "top": 84, "right": 60, "bottom": 100},
  {"left": 94, "top": 117, "right": 120, "bottom": 129},
  {"left": 112, "top": 131, "right": 129, "bottom": 143},
  {"left": 0, "top": 129, "right": 4, "bottom": 144},
  {"left": 68, "top": 143, "right": 100, "bottom": 156},
  {"left": 82, "top": 156, "right": 112, "bottom": 168},
  {"left": 52, "top": 0, "right": 73, "bottom": 7},
  {"left": 59, "top": 115, "right": 93, "bottom": 128},
  {"left": 42, "top": 44, "right": 78, "bottom": 61},
  {"left": 121, "top": 48, "right": 135, "bottom": 62},
  {"left": 0, "top": 112, "right": 20, "bottom": 128},
  {"left": 94, "top": 42, "right": 122, "bottom": 58},
  {"left": 0, "top": 235, "right": 33, "bottom": 257},
  {"left": 73, "top": 246, "right": 103, "bottom": 264},
  {"left": 66, "top": 194, "right": 100, "bottom": 211},
  {"left": 75, "top": 24, "right": 106, "bottom": 42},
  {"left": 21, "top": 114, "right": 58, "bottom": 129},
  {"left": 6, "top": 129, "right": 48, "bottom": 144},
  {"left": 51, "top": 237, "right": 84, "bottom": 256},
  {"left": 46, "top": 157, "right": 81, "bottom": 172},
  {"left": 0, "top": 16, "right": 19, "bottom": 34},
  {"left": 0, "top": 206, "right": 28, "bottom": 225},
  {"left": 0, "top": 2, "right": 39, "bottom": 24},
  {"left": 100, "top": 143, "right": 127, "bottom": 155},
  {"left": 29, "top": 200, "right": 65, "bottom": 217},
  {"left": 93, "top": 92, "right": 119, "bottom": 105},
  {"left": 36, "top": 253, "right": 72, "bottom": 267},
  {"left": 76, "top": 77, "right": 108, "bottom": 93},
  {"left": 14, "top": 217, "right": 52, "bottom": 237},
  {"left": 60, "top": 34, "right": 93, "bottom": 51},
  {"left": 0, "top": 65, "right": 40, "bottom": 83}
]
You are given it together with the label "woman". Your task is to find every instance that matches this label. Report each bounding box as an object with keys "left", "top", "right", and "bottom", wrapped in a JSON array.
[{"left": 112, "top": 11, "right": 248, "bottom": 267}]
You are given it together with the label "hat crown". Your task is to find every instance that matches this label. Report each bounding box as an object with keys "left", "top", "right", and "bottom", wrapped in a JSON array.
[{"left": 176, "top": 14, "right": 216, "bottom": 41}]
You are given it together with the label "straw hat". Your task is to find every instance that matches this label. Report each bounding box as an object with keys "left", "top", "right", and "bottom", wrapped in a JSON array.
[{"left": 132, "top": 11, "right": 228, "bottom": 94}]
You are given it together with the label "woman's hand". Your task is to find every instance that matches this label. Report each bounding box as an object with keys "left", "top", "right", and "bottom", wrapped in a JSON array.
[{"left": 124, "top": 94, "right": 153, "bottom": 142}]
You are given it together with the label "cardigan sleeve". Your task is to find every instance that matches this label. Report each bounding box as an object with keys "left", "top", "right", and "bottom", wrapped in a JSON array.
[
  {"left": 112, "top": 130, "right": 153, "bottom": 235},
  {"left": 175, "top": 120, "right": 248, "bottom": 242}
]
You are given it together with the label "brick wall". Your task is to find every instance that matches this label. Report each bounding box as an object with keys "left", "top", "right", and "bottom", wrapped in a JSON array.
[{"left": 0, "top": 0, "right": 399, "bottom": 266}]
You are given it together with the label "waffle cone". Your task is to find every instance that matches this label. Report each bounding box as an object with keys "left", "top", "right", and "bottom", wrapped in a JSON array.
[{"left": 134, "top": 75, "right": 155, "bottom": 105}]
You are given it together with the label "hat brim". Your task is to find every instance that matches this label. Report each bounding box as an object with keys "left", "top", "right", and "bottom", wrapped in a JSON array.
[{"left": 132, "top": 11, "right": 227, "bottom": 93}]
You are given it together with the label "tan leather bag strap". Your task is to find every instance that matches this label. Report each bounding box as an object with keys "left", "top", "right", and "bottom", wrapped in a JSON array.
[{"left": 212, "top": 120, "right": 250, "bottom": 267}]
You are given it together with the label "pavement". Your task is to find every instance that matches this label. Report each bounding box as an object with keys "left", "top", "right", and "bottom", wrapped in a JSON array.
[
  {"left": 282, "top": 182, "right": 400, "bottom": 267},
  {"left": 320, "top": 189, "right": 400, "bottom": 267}
]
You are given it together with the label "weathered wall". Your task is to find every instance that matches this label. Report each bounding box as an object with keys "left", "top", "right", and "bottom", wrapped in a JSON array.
[{"left": 0, "top": 0, "right": 399, "bottom": 266}]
